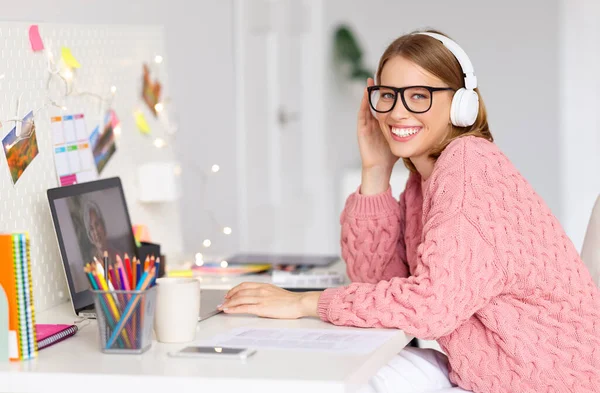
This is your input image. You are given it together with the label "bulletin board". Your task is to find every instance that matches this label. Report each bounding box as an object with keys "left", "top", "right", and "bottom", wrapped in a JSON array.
[{"left": 0, "top": 22, "right": 184, "bottom": 312}]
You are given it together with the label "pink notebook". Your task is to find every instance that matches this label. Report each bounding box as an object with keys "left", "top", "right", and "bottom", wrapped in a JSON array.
[{"left": 35, "top": 324, "right": 78, "bottom": 350}]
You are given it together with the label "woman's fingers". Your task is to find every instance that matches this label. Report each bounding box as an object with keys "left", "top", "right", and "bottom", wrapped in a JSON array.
[
  {"left": 228, "top": 288, "right": 265, "bottom": 300},
  {"left": 222, "top": 304, "right": 259, "bottom": 315},
  {"left": 225, "top": 282, "right": 264, "bottom": 299},
  {"left": 219, "top": 295, "right": 260, "bottom": 309},
  {"left": 358, "top": 87, "right": 369, "bottom": 120}
]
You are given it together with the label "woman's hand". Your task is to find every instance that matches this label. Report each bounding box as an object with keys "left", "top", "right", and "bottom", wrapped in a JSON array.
[
  {"left": 218, "top": 283, "right": 321, "bottom": 319},
  {"left": 358, "top": 78, "right": 398, "bottom": 195}
]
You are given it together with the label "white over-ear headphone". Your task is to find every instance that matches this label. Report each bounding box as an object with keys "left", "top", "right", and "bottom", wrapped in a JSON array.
[{"left": 371, "top": 32, "right": 479, "bottom": 127}]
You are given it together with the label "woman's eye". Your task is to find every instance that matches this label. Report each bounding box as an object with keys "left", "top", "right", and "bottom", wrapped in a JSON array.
[
  {"left": 381, "top": 92, "right": 395, "bottom": 100},
  {"left": 411, "top": 94, "right": 427, "bottom": 100}
]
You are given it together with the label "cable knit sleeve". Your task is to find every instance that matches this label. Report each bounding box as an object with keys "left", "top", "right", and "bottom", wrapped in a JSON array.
[
  {"left": 320, "top": 139, "right": 507, "bottom": 340},
  {"left": 340, "top": 186, "right": 410, "bottom": 284}
]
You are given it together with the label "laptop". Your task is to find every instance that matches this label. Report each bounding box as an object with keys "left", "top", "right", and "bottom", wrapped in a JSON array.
[{"left": 47, "top": 177, "right": 225, "bottom": 321}]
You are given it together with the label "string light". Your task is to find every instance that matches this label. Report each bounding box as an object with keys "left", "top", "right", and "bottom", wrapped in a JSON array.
[
  {"left": 154, "top": 55, "right": 163, "bottom": 64},
  {"left": 153, "top": 138, "right": 166, "bottom": 148},
  {"left": 110, "top": 85, "right": 117, "bottom": 94},
  {"left": 220, "top": 260, "right": 228, "bottom": 268},
  {"left": 113, "top": 125, "right": 122, "bottom": 136},
  {"left": 63, "top": 69, "right": 74, "bottom": 80},
  {"left": 195, "top": 252, "right": 204, "bottom": 266},
  {"left": 223, "top": 227, "right": 232, "bottom": 235},
  {"left": 203, "top": 239, "right": 212, "bottom": 248},
  {"left": 211, "top": 164, "right": 220, "bottom": 173},
  {"left": 173, "top": 164, "right": 182, "bottom": 176},
  {"left": 154, "top": 102, "right": 164, "bottom": 113},
  {"left": 0, "top": 74, "right": 4, "bottom": 80}
]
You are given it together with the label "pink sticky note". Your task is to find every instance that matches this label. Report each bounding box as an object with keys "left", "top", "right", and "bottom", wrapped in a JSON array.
[{"left": 29, "top": 25, "right": 44, "bottom": 52}]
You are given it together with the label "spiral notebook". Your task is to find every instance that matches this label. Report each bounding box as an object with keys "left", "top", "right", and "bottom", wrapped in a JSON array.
[
  {"left": 35, "top": 324, "right": 78, "bottom": 350},
  {"left": 0, "top": 232, "right": 38, "bottom": 360}
]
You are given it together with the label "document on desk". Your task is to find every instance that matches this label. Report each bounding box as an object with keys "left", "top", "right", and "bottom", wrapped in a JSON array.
[{"left": 198, "top": 327, "right": 397, "bottom": 354}]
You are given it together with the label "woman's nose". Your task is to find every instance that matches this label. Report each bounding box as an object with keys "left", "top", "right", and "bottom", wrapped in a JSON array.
[{"left": 389, "top": 100, "right": 410, "bottom": 121}]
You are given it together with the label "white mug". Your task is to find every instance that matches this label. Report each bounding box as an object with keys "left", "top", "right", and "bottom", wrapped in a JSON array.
[{"left": 154, "top": 277, "right": 201, "bottom": 343}]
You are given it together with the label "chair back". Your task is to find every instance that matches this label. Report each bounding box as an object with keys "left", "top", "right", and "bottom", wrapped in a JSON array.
[{"left": 581, "top": 195, "right": 600, "bottom": 287}]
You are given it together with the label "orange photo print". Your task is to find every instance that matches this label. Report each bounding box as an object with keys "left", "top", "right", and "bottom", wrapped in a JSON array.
[{"left": 2, "top": 111, "right": 39, "bottom": 184}]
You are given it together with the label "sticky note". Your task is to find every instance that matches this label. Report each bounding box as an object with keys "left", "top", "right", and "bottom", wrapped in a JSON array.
[
  {"left": 167, "top": 270, "right": 193, "bottom": 278},
  {"left": 61, "top": 47, "right": 81, "bottom": 69},
  {"left": 109, "top": 109, "right": 121, "bottom": 129},
  {"left": 133, "top": 225, "right": 151, "bottom": 243},
  {"left": 134, "top": 111, "right": 151, "bottom": 134},
  {"left": 28, "top": 25, "right": 44, "bottom": 52}
]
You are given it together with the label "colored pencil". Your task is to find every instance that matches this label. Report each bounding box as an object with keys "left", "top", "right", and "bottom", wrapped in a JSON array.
[
  {"left": 108, "top": 265, "right": 117, "bottom": 289},
  {"left": 123, "top": 253, "right": 133, "bottom": 289},
  {"left": 85, "top": 265, "right": 125, "bottom": 348},
  {"left": 117, "top": 266, "right": 127, "bottom": 291},
  {"left": 93, "top": 263, "right": 131, "bottom": 348},
  {"left": 103, "top": 251, "right": 109, "bottom": 282},
  {"left": 117, "top": 257, "right": 130, "bottom": 291},
  {"left": 135, "top": 258, "right": 141, "bottom": 287},
  {"left": 94, "top": 257, "right": 115, "bottom": 291},
  {"left": 92, "top": 268, "right": 120, "bottom": 322},
  {"left": 153, "top": 257, "right": 161, "bottom": 284},
  {"left": 105, "top": 267, "right": 155, "bottom": 348},
  {"left": 132, "top": 256, "right": 138, "bottom": 288}
]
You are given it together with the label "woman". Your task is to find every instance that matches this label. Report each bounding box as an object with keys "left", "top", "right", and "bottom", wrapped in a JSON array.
[
  {"left": 218, "top": 30, "right": 600, "bottom": 392},
  {"left": 83, "top": 199, "right": 121, "bottom": 263}
]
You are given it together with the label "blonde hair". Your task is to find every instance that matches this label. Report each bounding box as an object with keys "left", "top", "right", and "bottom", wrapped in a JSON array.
[{"left": 376, "top": 29, "right": 493, "bottom": 172}]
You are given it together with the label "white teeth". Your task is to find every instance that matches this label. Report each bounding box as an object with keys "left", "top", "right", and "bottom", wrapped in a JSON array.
[{"left": 391, "top": 127, "right": 420, "bottom": 137}]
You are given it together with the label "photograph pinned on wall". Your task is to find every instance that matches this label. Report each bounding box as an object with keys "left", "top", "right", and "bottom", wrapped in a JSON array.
[
  {"left": 2, "top": 111, "right": 39, "bottom": 185},
  {"left": 142, "top": 63, "right": 162, "bottom": 117},
  {"left": 89, "top": 111, "right": 117, "bottom": 174}
]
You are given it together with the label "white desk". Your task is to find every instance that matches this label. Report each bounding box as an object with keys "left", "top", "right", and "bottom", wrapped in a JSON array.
[{"left": 0, "top": 267, "right": 412, "bottom": 393}]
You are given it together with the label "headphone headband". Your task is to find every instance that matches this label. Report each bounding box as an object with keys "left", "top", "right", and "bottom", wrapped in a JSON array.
[{"left": 415, "top": 32, "right": 477, "bottom": 90}]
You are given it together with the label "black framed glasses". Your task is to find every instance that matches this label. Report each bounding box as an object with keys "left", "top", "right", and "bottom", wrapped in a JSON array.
[{"left": 367, "top": 85, "right": 454, "bottom": 114}]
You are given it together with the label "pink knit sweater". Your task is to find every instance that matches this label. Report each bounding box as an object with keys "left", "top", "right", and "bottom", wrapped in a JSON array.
[{"left": 318, "top": 136, "right": 600, "bottom": 393}]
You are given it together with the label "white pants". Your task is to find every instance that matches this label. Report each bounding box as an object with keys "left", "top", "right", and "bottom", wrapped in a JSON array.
[{"left": 358, "top": 347, "right": 471, "bottom": 393}]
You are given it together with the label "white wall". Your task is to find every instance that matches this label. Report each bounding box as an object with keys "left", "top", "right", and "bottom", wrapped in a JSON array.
[
  {"left": 560, "top": 0, "right": 600, "bottom": 251},
  {"left": 0, "top": 0, "right": 239, "bottom": 258},
  {"left": 8, "top": 0, "right": 596, "bottom": 259},
  {"left": 324, "top": 0, "right": 563, "bottom": 238}
]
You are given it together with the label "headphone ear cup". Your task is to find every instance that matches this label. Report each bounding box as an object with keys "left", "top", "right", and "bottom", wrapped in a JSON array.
[{"left": 450, "top": 88, "right": 479, "bottom": 127}]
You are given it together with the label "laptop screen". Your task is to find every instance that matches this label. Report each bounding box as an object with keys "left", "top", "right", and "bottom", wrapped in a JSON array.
[{"left": 48, "top": 178, "right": 137, "bottom": 312}]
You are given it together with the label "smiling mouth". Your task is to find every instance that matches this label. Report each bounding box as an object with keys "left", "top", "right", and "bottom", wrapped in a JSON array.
[{"left": 391, "top": 126, "right": 422, "bottom": 138}]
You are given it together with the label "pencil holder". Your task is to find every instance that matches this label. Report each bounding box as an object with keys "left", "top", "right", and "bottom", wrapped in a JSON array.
[{"left": 91, "top": 286, "right": 157, "bottom": 354}]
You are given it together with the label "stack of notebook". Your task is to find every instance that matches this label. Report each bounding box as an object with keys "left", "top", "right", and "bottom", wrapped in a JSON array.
[{"left": 0, "top": 232, "right": 38, "bottom": 360}]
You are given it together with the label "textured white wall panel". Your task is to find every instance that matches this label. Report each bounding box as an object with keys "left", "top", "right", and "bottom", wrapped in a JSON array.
[{"left": 0, "top": 22, "right": 183, "bottom": 312}]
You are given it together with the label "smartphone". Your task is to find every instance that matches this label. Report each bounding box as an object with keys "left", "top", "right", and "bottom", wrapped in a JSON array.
[{"left": 168, "top": 346, "right": 257, "bottom": 360}]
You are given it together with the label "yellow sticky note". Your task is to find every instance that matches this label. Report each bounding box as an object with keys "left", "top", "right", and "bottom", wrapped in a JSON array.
[
  {"left": 61, "top": 47, "right": 81, "bottom": 69},
  {"left": 134, "top": 111, "right": 151, "bottom": 134},
  {"left": 167, "top": 269, "right": 193, "bottom": 278}
]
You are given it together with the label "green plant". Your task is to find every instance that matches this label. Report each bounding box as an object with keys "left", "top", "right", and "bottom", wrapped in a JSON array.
[{"left": 333, "top": 24, "right": 373, "bottom": 81}]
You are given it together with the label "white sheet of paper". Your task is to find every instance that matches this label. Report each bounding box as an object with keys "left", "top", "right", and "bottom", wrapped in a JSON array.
[{"left": 198, "top": 327, "right": 397, "bottom": 354}]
